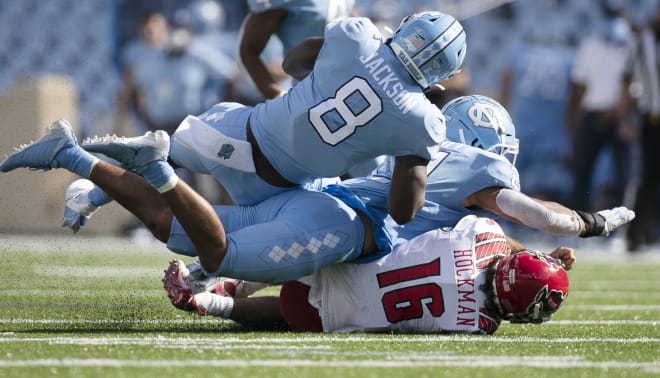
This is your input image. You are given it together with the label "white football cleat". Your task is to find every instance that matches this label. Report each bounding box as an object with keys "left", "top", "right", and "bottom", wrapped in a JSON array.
[{"left": 82, "top": 130, "right": 170, "bottom": 173}]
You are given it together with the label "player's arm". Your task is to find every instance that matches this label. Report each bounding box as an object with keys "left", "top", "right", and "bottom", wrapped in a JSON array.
[
  {"left": 464, "top": 187, "right": 635, "bottom": 237},
  {"left": 506, "top": 236, "right": 526, "bottom": 253},
  {"left": 388, "top": 155, "right": 428, "bottom": 225},
  {"left": 282, "top": 37, "right": 324, "bottom": 81},
  {"left": 239, "top": 9, "right": 288, "bottom": 99}
]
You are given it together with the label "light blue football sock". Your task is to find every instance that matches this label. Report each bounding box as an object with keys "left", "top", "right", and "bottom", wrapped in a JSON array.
[
  {"left": 88, "top": 186, "right": 112, "bottom": 207},
  {"left": 139, "top": 160, "right": 178, "bottom": 193}
]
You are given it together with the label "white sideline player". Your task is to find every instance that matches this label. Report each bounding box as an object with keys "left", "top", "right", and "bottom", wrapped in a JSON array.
[{"left": 164, "top": 215, "right": 574, "bottom": 334}]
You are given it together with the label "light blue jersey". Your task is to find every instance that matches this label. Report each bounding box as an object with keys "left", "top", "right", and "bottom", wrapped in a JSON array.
[
  {"left": 248, "top": 0, "right": 355, "bottom": 53},
  {"left": 249, "top": 17, "right": 445, "bottom": 183},
  {"left": 339, "top": 141, "right": 520, "bottom": 244}
]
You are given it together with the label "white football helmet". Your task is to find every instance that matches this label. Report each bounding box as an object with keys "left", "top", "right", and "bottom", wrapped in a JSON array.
[
  {"left": 387, "top": 11, "right": 467, "bottom": 88},
  {"left": 441, "top": 95, "right": 519, "bottom": 165}
]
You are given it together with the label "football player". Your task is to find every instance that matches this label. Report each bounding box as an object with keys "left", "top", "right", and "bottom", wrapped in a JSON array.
[
  {"left": 343, "top": 94, "right": 635, "bottom": 242},
  {"left": 164, "top": 215, "right": 574, "bottom": 334},
  {"left": 0, "top": 120, "right": 396, "bottom": 282},
  {"left": 61, "top": 11, "right": 467, "bottom": 230},
  {"left": 240, "top": 0, "right": 383, "bottom": 180},
  {"left": 240, "top": 0, "right": 356, "bottom": 99}
]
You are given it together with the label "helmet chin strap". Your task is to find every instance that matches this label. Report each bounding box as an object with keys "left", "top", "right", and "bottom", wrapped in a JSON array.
[
  {"left": 491, "top": 258, "right": 507, "bottom": 318},
  {"left": 531, "top": 303, "right": 541, "bottom": 320}
]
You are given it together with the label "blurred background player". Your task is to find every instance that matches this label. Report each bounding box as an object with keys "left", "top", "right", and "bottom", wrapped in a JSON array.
[
  {"left": 239, "top": 0, "right": 356, "bottom": 100},
  {"left": 563, "top": 0, "right": 636, "bottom": 214},
  {"left": 627, "top": 9, "right": 660, "bottom": 252},
  {"left": 117, "top": 5, "right": 237, "bottom": 137},
  {"left": 498, "top": 3, "right": 575, "bottom": 203}
]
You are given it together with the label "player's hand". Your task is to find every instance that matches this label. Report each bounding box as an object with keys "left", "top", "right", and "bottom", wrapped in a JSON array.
[
  {"left": 62, "top": 206, "right": 93, "bottom": 234},
  {"left": 549, "top": 247, "right": 576, "bottom": 270},
  {"left": 577, "top": 207, "right": 635, "bottom": 237}
]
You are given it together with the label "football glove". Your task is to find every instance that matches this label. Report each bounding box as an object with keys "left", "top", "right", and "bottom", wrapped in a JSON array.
[
  {"left": 61, "top": 179, "right": 100, "bottom": 234},
  {"left": 62, "top": 206, "right": 95, "bottom": 234},
  {"left": 577, "top": 207, "right": 635, "bottom": 237}
]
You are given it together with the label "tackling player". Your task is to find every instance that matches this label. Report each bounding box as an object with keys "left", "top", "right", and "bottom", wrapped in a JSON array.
[
  {"left": 164, "top": 215, "right": 574, "bottom": 334},
  {"left": 345, "top": 95, "right": 635, "bottom": 242},
  {"left": 63, "top": 11, "right": 467, "bottom": 229},
  {"left": 0, "top": 120, "right": 400, "bottom": 283}
]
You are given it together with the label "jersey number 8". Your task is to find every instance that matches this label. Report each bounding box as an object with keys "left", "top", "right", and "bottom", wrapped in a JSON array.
[{"left": 308, "top": 77, "right": 382, "bottom": 146}]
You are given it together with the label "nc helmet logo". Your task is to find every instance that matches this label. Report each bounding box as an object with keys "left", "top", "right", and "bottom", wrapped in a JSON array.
[
  {"left": 467, "top": 103, "right": 504, "bottom": 132},
  {"left": 217, "top": 144, "right": 235, "bottom": 160}
]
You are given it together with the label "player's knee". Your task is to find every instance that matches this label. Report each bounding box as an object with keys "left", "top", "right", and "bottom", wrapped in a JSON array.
[{"left": 145, "top": 210, "right": 174, "bottom": 242}]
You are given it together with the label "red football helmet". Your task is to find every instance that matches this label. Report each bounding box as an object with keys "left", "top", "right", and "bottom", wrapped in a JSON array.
[{"left": 493, "top": 250, "right": 569, "bottom": 323}]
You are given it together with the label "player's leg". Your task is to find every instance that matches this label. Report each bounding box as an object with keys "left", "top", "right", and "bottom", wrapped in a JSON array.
[
  {"left": 165, "top": 188, "right": 366, "bottom": 283},
  {"left": 0, "top": 119, "right": 174, "bottom": 241},
  {"left": 162, "top": 259, "right": 287, "bottom": 330},
  {"left": 62, "top": 102, "right": 288, "bottom": 232},
  {"left": 87, "top": 161, "right": 173, "bottom": 241},
  {"left": 83, "top": 131, "right": 229, "bottom": 272},
  {"left": 230, "top": 296, "right": 287, "bottom": 330}
]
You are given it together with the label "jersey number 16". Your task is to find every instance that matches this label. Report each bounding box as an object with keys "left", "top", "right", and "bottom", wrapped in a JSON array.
[{"left": 376, "top": 258, "right": 445, "bottom": 323}]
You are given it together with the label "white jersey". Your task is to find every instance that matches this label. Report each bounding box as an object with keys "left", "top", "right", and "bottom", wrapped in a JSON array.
[{"left": 308, "top": 215, "right": 507, "bottom": 334}]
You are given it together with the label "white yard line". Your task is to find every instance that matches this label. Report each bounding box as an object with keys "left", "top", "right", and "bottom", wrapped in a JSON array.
[
  {"left": 0, "top": 319, "right": 223, "bottom": 325},
  {"left": 0, "top": 357, "right": 657, "bottom": 371},
  {"left": 33, "top": 266, "right": 159, "bottom": 277},
  {"left": 571, "top": 281, "right": 660, "bottom": 290},
  {"left": 569, "top": 291, "right": 660, "bottom": 298},
  {"left": 0, "top": 318, "right": 657, "bottom": 326},
  {"left": 0, "top": 334, "right": 659, "bottom": 344},
  {"left": 6, "top": 289, "right": 659, "bottom": 298},
  {"left": 567, "top": 305, "right": 660, "bottom": 311},
  {"left": 0, "top": 289, "right": 164, "bottom": 297},
  {"left": 551, "top": 320, "right": 658, "bottom": 325}
]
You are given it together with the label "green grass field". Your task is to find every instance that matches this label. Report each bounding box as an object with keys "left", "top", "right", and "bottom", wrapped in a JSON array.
[{"left": 1, "top": 235, "right": 659, "bottom": 377}]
